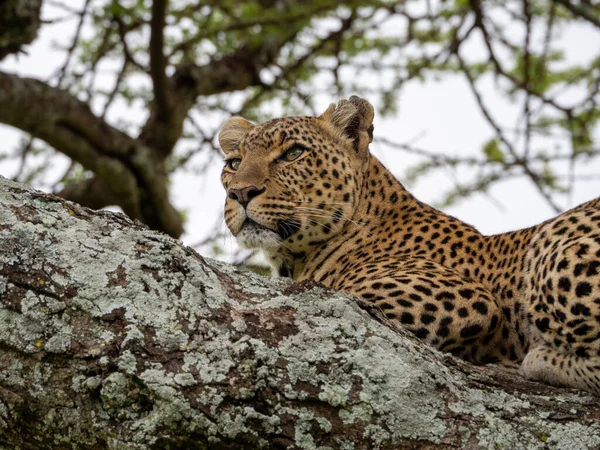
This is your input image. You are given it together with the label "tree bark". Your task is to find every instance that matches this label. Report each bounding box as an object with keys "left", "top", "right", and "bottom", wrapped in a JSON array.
[
  {"left": 0, "top": 176, "right": 599, "bottom": 450},
  {"left": 0, "top": 0, "right": 42, "bottom": 60}
]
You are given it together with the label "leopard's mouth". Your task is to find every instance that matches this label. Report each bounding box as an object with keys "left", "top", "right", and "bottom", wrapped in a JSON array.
[
  {"left": 240, "top": 217, "right": 301, "bottom": 239},
  {"left": 235, "top": 219, "right": 282, "bottom": 250},
  {"left": 240, "top": 218, "right": 271, "bottom": 233}
]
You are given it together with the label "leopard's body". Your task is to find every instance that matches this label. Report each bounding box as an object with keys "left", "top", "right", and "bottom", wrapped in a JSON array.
[{"left": 219, "top": 96, "right": 600, "bottom": 395}]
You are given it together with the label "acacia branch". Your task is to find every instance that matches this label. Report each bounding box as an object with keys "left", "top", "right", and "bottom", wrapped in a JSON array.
[
  {"left": 169, "top": 0, "right": 338, "bottom": 57},
  {"left": 54, "top": 0, "right": 91, "bottom": 87},
  {"left": 139, "top": 0, "right": 367, "bottom": 157},
  {"left": 149, "top": 0, "right": 171, "bottom": 132},
  {"left": 2, "top": 177, "right": 600, "bottom": 448},
  {"left": 469, "top": 0, "right": 574, "bottom": 117},
  {"left": 0, "top": 0, "right": 42, "bottom": 59},
  {"left": 100, "top": 56, "right": 129, "bottom": 119},
  {"left": 236, "top": 12, "right": 362, "bottom": 115},
  {"left": 138, "top": 42, "right": 287, "bottom": 156},
  {"left": 454, "top": 52, "right": 563, "bottom": 212},
  {"left": 0, "top": 71, "right": 183, "bottom": 238},
  {"left": 553, "top": 0, "right": 600, "bottom": 28},
  {"left": 56, "top": 174, "right": 120, "bottom": 210}
]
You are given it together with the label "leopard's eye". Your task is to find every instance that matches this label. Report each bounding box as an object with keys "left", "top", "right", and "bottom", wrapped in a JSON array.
[
  {"left": 281, "top": 146, "right": 305, "bottom": 162},
  {"left": 226, "top": 158, "right": 242, "bottom": 171}
]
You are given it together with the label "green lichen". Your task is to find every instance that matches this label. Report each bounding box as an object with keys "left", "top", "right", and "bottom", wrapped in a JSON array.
[
  {"left": 0, "top": 400, "right": 7, "bottom": 431},
  {"left": 117, "top": 350, "right": 138, "bottom": 374},
  {"left": 2, "top": 177, "right": 600, "bottom": 449},
  {"left": 476, "top": 415, "right": 600, "bottom": 450},
  {"left": 318, "top": 384, "right": 350, "bottom": 407},
  {"left": 339, "top": 404, "right": 373, "bottom": 425},
  {"left": 449, "top": 388, "right": 531, "bottom": 417},
  {"left": 100, "top": 372, "right": 138, "bottom": 419},
  {"left": 43, "top": 325, "right": 72, "bottom": 353},
  {"left": 174, "top": 373, "right": 197, "bottom": 387}
]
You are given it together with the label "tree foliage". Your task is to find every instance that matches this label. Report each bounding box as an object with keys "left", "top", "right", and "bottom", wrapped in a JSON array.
[{"left": 0, "top": 0, "right": 598, "bottom": 247}]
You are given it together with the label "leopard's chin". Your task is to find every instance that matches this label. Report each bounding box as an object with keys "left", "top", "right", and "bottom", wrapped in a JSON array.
[{"left": 236, "top": 220, "right": 282, "bottom": 251}]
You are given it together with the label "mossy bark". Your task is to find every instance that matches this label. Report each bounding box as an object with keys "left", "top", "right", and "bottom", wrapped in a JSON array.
[{"left": 0, "top": 176, "right": 599, "bottom": 450}]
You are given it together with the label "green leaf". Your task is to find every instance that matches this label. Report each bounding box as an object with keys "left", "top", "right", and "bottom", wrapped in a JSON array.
[{"left": 482, "top": 139, "right": 504, "bottom": 163}]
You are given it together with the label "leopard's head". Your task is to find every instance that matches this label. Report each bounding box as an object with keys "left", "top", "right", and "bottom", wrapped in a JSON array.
[{"left": 219, "top": 96, "right": 374, "bottom": 255}]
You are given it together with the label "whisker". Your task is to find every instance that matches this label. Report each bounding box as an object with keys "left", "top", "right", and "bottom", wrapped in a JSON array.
[
  {"left": 271, "top": 212, "right": 330, "bottom": 228},
  {"left": 291, "top": 200, "right": 352, "bottom": 206},
  {"left": 293, "top": 209, "right": 380, "bottom": 243},
  {"left": 269, "top": 207, "right": 387, "bottom": 258}
]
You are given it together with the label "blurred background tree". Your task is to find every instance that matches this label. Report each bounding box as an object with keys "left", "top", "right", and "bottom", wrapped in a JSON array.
[{"left": 0, "top": 0, "right": 599, "bottom": 264}]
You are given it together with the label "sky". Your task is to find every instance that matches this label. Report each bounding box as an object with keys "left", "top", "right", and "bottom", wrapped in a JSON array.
[{"left": 1, "top": 1, "right": 599, "bottom": 263}]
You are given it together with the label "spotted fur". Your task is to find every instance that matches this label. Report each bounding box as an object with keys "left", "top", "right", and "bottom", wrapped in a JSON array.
[{"left": 220, "top": 96, "right": 600, "bottom": 395}]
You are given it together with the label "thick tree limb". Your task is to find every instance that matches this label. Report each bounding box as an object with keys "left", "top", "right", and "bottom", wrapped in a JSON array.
[
  {"left": 0, "top": 71, "right": 183, "bottom": 238},
  {"left": 1, "top": 176, "right": 600, "bottom": 449},
  {"left": 148, "top": 0, "right": 171, "bottom": 140},
  {"left": 0, "top": 0, "right": 299, "bottom": 233},
  {"left": 55, "top": 175, "right": 121, "bottom": 211},
  {"left": 137, "top": 42, "right": 288, "bottom": 157},
  {"left": 0, "top": 18, "right": 294, "bottom": 235}
]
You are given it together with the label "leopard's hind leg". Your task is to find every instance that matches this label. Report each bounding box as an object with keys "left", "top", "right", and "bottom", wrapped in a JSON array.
[
  {"left": 521, "top": 346, "right": 600, "bottom": 394},
  {"left": 522, "top": 208, "right": 600, "bottom": 394}
]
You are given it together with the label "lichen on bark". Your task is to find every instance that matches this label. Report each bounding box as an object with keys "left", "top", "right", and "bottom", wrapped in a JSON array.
[{"left": 0, "top": 176, "right": 600, "bottom": 449}]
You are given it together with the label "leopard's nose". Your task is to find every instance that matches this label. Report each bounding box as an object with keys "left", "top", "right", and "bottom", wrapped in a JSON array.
[{"left": 228, "top": 185, "right": 265, "bottom": 208}]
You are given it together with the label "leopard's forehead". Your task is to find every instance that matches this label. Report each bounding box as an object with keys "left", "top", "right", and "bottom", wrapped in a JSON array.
[{"left": 241, "top": 116, "right": 320, "bottom": 153}]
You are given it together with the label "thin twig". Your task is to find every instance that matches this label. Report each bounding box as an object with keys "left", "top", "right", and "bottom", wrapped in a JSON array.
[
  {"left": 455, "top": 49, "right": 562, "bottom": 212},
  {"left": 521, "top": 0, "right": 532, "bottom": 160},
  {"left": 54, "top": 0, "right": 91, "bottom": 88},
  {"left": 100, "top": 58, "right": 129, "bottom": 120},
  {"left": 553, "top": 0, "right": 600, "bottom": 28},
  {"left": 469, "top": 0, "right": 573, "bottom": 117},
  {"left": 12, "top": 137, "right": 35, "bottom": 182}
]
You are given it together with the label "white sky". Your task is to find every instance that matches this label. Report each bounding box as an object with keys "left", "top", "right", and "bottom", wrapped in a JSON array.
[{"left": 1, "top": 1, "right": 599, "bottom": 262}]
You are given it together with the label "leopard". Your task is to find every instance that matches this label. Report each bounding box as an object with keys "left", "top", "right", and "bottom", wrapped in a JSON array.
[{"left": 219, "top": 96, "right": 600, "bottom": 395}]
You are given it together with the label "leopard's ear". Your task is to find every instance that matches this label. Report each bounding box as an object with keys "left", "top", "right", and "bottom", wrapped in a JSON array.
[
  {"left": 319, "top": 96, "right": 374, "bottom": 154},
  {"left": 218, "top": 117, "right": 254, "bottom": 154}
]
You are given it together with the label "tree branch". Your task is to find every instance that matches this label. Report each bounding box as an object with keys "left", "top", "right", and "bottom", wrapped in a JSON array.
[
  {"left": 469, "top": 0, "right": 574, "bottom": 117},
  {"left": 553, "top": 0, "right": 600, "bottom": 28},
  {"left": 138, "top": 44, "right": 277, "bottom": 156},
  {"left": 149, "top": 0, "right": 171, "bottom": 131},
  {"left": 1, "top": 176, "right": 600, "bottom": 448},
  {"left": 54, "top": 0, "right": 92, "bottom": 87},
  {"left": 455, "top": 52, "right": 563, "bottom": 212},
  {"left": 0, "top": 71, "right": 183, "bottom": 237},
  {"left": 55, "top": 174, "right": 120, "bottom": 210},
  {"left": 0, "top": 0, "right": 42, "bottom": 60},
  {"left": 138, "top": 0, "right": 319, "bottom": 157}
]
